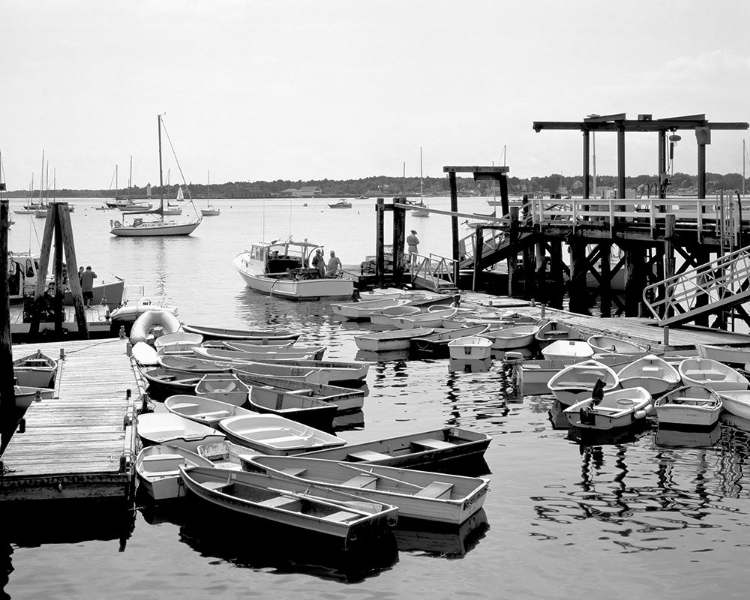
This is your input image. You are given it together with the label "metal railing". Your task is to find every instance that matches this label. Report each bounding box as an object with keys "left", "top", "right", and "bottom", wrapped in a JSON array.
[{"left": 410, "top": 253, "right": 458, "bottom": 290}]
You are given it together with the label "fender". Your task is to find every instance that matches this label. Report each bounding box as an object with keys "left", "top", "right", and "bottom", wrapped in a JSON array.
[{"left": 130, "top": 309, "right": 182, "bottom": 345}]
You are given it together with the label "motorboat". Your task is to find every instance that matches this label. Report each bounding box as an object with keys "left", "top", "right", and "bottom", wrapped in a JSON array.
[
  {"left": 547, "top": 360, "right": 620, "bottom": 407},
  {"left": 13, "top": 350, "right": 58, "bottom": 388},
  {"left": 195, "top": 373, "right": 251, "bottom": 406},
  {"left": 563, "top": 387, "right": 653, "bottom": 430},
  {"left": 329, "top": 199, "right": 353, "bottom": 208},
  {"left": 617, "top": 354, "right": 681, "bottom": 396},
  {"left": 164, "top": 394, "right": 253, "bottom": 428},
  {"left": 233, "top": 240, "right": 354, "bottom": 300},
  {"left": 135, "top": 444, "right": 214, "bottom": 500},
  {"left": 137, "top": 412, "right": 226, "bottom": 451},
  {"left": 109, "top": 285, "right": 179, "bottom": 333},
  {"left": 244, "top": 455, "right": 490, "bottom": 525},
  {"left": 447, "top": 336, "right": 493, "bottom": 360},
  {"left": 678, "top": 357, "right": 750, "bottom": 391},
  {"left": 218, "top": 414, "right": 346, "bottom": 455},
  {"left": 653, "top": 385, "right": 723, "bottom": 427}
]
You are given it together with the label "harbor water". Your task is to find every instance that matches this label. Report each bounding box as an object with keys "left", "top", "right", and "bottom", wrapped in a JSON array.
[{"left": 3, "top": 197, "right": 750, "bottom": 599}]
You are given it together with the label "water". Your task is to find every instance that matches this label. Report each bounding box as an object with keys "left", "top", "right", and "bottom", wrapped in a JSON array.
[{"left": 4, "top": 197, "right": 750, "bottom": 598}]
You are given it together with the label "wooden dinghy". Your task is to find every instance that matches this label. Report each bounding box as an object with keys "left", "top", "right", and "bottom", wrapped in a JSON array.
[
  {"left": 165, "top": 394, "right": 253, "bottom": 428},
  {"left": 411, "top": 325, "right": 490, "bottom": 356},
  {"left": 588, "top": 335, "right": 649, "bottom": 356},
  {"left": 392, "top": 307, "right": 458, "bottom": 330},
  {"left": 246, "top": 389, "right": 338, "bottom": 431},
  {"left": 193, "top": 345, "right": 325, "bottom": 362},
  {"left": 157, "top": 354, "right": 232, "bottom": 374},
  {"left": 563, "top": 387, "right": 653, "bottom": 430},
  {"left": 654, "top": 385, "right": 723, "bottom": 427},
  {"left": 137, "top": 412, "right": 226, "bottom": 451},
  {"left": 534, "top": 321, "right": 585, "bottom": 348},
  {"left": 7, "top": 386, "right": 56, "bottom": 410},
  {"left": 717, "top": 390, "right": 750, "bottom": 420},
  {"left": 136, "top": 444, "right": 214, "bottom": 500},
  {"left": 179, "top": 466, "right": 399, "bottom": 547},
  {"left": 140, "top": 366, "right": 204, "bottom": 399},
  {"left": 482, "top": 325, "right": 540, "bottom": 351},
  {"left": 354, "top": 327, "right": 434, "bottom": 352},
  {"left": 617, "top": 354, "right": 680, "bottom": 396},
  {"left": 369, "top": 304, "right": 421, "bottom": 327},
  {"left": 244, "top": 455, "right": 490, "bottom": 525},
  {"left": 695, "top": 343, "right": 750, "bottom": 366},
  {"left": 547, "top": 360, "right": 620, "bottom": 407},
  {"left": 541, "top": 340, "right": 594, "bottom": 363},
  {"left": 299, "top": 426, "right": 491, "bottom": 469},
  {"left": 195, "top": 372, "right": 250, "bottom": 406},
  {"left": 238, "top": 372, "right": 365, "bottom": 413},
  {"left": 181, "top": 323, "right": 300, "bottom": 342},
  {"left": 13, "top": 349, "right": 58, "bottom": 388},
  {"left": 447, "top": 336, "right": 492, "bottom": 360},
  {"left": 231, "top": 361, "right": 332, "bottom": 385},
  {"left": 197, "top": 440, "right": 254, "bottom": 470},
  {"left": 224, "top": 341, "right": 323, "bottom": 357},
  {"left": 678, "top": 357, "right": 750, "bottom": 391},
  {"left": 154, "top": 332, "right": 203, "bottom": 355},
  {"left": 331, "top": 297, "right": 408, "bottom": 320},
  {"left": 242, "top": 358, "right": 369, "bottom": 386},
  {"left": 219, "top": 414, "right": 346, "bottom": 455}
]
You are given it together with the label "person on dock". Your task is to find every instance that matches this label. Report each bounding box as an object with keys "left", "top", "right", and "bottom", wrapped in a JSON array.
[
  {"left": 312, "top": 249, "right": 326, "bottom": 278},
  {"left": 80, "top": 265, "right": 97, "bottom": 308},
  {"left": 326, "top": 250, "right": 342, "bottom": 278},
  {"left": 407, "top": 229, "right": 420, "bottom": 265}
]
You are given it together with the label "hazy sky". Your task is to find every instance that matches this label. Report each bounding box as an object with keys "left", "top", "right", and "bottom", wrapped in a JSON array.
[{"left": 2, "top": 0, "right": 749, "bottom": 189}]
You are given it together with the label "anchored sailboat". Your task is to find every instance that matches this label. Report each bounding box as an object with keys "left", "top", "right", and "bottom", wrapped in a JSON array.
[{"left": 201, "top": 171, "right": 220, "bottom": 216}]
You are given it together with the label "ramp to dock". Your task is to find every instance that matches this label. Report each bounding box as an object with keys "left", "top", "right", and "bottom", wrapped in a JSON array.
[{"left": 0, "top": 338, "right": 140, "bottom": 502}]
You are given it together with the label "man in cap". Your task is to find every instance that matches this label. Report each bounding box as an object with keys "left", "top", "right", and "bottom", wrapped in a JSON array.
[{"left": 406, "top": 230, "right": 420, "bottom": 265}]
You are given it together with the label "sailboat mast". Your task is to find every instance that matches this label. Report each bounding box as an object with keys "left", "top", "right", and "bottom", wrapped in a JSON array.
[
  {"left": 128, "top": 156, "right": 132, "bottom": 201},
  {"left": 158, "top": 115, "right": 164, "bottom": 215},
  {"left": 115, "top": 165, "right": 119, "bottom": 200},
  {"left": 420, "top": 147, "right": 423, "bottom": 201},
  {"left": 39, "top": 151, "right": 44, "bottom": 203}
]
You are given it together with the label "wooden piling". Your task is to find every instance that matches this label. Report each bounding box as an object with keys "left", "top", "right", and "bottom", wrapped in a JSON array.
[
  {"left": 568, "top": 239, "right": 589, "bottom": 314},
  {"left": 664, "top": 214, "right": 675, "bottom": 320},
  {"left": 449, "top": 172, "right": 460, "bottom": 283},
  {"left": 375, "top": 198, "right": 385, "bottom": 288},
  {"left": 624, "top": 245, "right": 647, "bottom": 317},
  {"left": 392, "top": 199, "right": 406, "bottom": 287},
  {"left": 523, "top": 243, "right": 536, "bottom": 300},
  {"left": 57, "top": 203, "right": 88, "bottom": 337},
  {"left": 599, "top": 242, "right": 612, "bottom": 318},
  {"left": 507, "top": 208, "right": 519, "bottom": 297},
  {"left": 1, "top": 200, "right": 16, "bottom": 448},
  {"left": 473, "top": 226, "right": 484, "bottom": 292}
]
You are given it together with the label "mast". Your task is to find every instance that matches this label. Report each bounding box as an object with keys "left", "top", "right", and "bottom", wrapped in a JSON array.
[
  {"left": 128, "top": 156, "right": 132, "bottom": 201},
  {"left": 419, "top": 147, "right": 423, "bottom": 203},
  {"left": 39, "top": 151, "right": 44, "bottom": 204},
  {"left": 115, "top": 164, "right": 118, "bottom": 202},
  {"left": 158, "top": 114, "right": 164, "bottom": 216},
  {"left": 744, "top": 140, "right": 746, "bottom": 197}
]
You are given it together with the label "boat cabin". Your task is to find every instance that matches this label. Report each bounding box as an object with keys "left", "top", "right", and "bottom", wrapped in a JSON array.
[
  {"left": 250, "top": 241, "right": 323, "bottom": 276},
  {"left": 7, "top": 252, "right": 40, "bottom": 301}
]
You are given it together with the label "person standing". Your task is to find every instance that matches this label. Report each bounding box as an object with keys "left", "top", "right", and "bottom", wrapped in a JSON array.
[
  {"left": 80, "top": 265, "right": 97, "bottom": 308},
  {"left": 312, "top": 249, "right": 326, "bottom": 278},
  {"left": 326, "top": 250, "right": 342, "bottom": 278},
  {"left": 407, "top": 229, "right": 420, "bottom": 262}
]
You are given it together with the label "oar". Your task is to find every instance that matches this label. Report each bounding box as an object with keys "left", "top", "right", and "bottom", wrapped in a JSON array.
[
  {"left": 265, "top": 486, "right": 378, "bottom": 514},
  {"left": 340, "top": 463, "right": 423, "bottom": 490}
]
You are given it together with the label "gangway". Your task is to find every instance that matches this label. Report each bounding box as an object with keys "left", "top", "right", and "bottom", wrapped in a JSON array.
[
  {"left": 410, "top": 253, "right": 459, "bottom": 294},
  {"left": 643, "top": 244, "right": 750, "bottom": 326}
]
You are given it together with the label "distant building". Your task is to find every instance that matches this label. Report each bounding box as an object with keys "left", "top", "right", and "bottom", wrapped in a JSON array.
[
  {"left": 296, "top": 186, "right": 322, "bottom": 198},
  {"left": 280, "top": 188, "right": 298, "bottom": 197}
]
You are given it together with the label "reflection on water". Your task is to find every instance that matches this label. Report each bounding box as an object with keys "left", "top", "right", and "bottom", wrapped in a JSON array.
[{"left": 395, "top": 509, "right": 490, "bottom": 557}]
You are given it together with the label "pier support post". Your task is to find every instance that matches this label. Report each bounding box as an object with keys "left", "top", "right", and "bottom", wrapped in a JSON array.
[
  {"left": 549, "top": 241, "right": 565, "bottom": 309},
  {"left": 1, "top": 199, "right": 16, "bottom": 448},
  {"left": 523, "top": 242, "right": 536, "bottom": 300},
  {"left": 473, "top": 227, "right": 484, "bottom": 292},
  {"left": 624, "top": 245, "right": 647, "bottom": 317},
  {"left": 392, "top": 200, "right": 406, "bottom": 287},
  {"left": 57, "top": 204, "right": 88, "bottom": 336},
  {"left": 449, "top": 172, "right": 460, "bottom": 283},
  {"left": 599, "top": 242, "right": 612, "bottom": 318},
  {"left": 507, "top": 208, "right": 519, "bottom": 297},
  {"left": 375, "top": 198, "right": 385, "bottom": 287},
  {"left": 534, "top": 242, "right": 547, "bottom": 304},
  {"left": 663, "top": 214, "right": 675, "bottom": 320},
  {"left": 568, "top": 239, "right": 589, "bottom": 314}
]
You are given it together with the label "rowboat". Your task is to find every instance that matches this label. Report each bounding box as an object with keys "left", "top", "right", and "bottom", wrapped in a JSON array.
[
  {"left": 194, "top": 345, "right": 325, "bottom": 362},
  {"left": 717, "top": 390, "right": 750, "bottom": 420},
  {"left": 534, "top": 321, "right": 585, "bottom": 348},
  {"left": 392, "top": 307, "right": 458, "bottom": 330},
  {"left": 135, "top": 444, "right": 214, "bottom": 500},
  {"left": 218, "top": 414, "right": 346, "bottom": 455},
  {"left": 231, "top": 361, "right": 332, "bottom": 384},
  {"left": 157, "top": 354, "right": 232, "bottom": 374},
  {"left": 354, "top": 327, "right": 433, "bottom": 352},
  {"left": 223, "top": 340, "right": 319, "bottom": 354},
  {"left": 298, "top": 426, "right": 491, "bottom": 468},
  {"left": 547, "top": 360, "right": 620, "bottom": 407},
  {"left": 678, "top": 358, "right": 750, "bottom": 391},
  {"left": 239, "top": 372, "right": 365, "bottom": 413},
  {"left": 587, "top": 335, "right": 649, "bottom": 356},
  {"left": 164, "top": 394, "right": 253, "bottom": 428},
  {"left": 518, "top": 358, "right": 569, "bottom": 387},
  {"left": 541, "top": 340, "right": 594, "bottom": 363},
  {"left": 140, "top": 366, "right": 204, "bottom": 399},
  {"left": 181, "top": 323, "right": 300, "bottom": 342},
  {"left": 411, "top": 325, "right": 491, "bottom": 356},
  {"left": 563, "top": 387, "right": 653, "bottom": 430},
  {"left": 591, "top": 352, "right": 642, "bottom": 369},
  {"left": 154, "top": 332, "right": 203, "bottom": 355},
  {"left": 246, "top": 389, "right": 338, "bottom": 431},
  {"left": 617, "top": 354, "right": 680, "bottom": 396},
  {"left": 7, "top": 386, "right": 56, "bottom": 410},
  {"left": 482, "top": 325, "right": 540, "bottom": 351},
  {"left": 195, "top": 373, "right": 250, "bottom": 406},
  {"left": 695, "top": 343, "right": 750, "bottom": 365},
  {"left": 244, "top": 455, "right": 490, "bottom": 525},
  {"left": 137, "top": 412, "right": 226, "bottom": 451},
  {"left": 653, "top": 385, "right": 723, "bottom": 427},
  {"left": 197, "top": 440, "right": 254, "bottom": 470},
  {"left": 369, "top": 305, "right": 421, "bottom": 327},
  {"left": 179, "top": 466, "right": 398, "bottom": 548},
  {"left": 13, "top": 350, "right": 58, "bottom": 388},
  {"left": 331, "top": 297, "right": 409, "bottom": 320},
  {"left": 447, "top": 336, "right": 492, "bottom": 360},
  {"left": 243, "top": 358, "right": 369, "bottom": 386}
]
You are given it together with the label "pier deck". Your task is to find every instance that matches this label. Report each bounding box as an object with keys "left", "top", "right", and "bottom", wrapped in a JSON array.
[
  {"left": 0, "top": 338, "right": 140, "bottom": 502},
  {"left": 8, "top": 304, "right": 114, "bottom": 340}
]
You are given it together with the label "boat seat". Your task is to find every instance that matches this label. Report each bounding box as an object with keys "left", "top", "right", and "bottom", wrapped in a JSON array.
[
  {"left": 263, "top": 435, "right": 304, "bottom": 445},
  {"left": 415, "top": 481, "right": 454, "bottom": 499},
  {"left": 191, "top": 410, "right": 232, "bottom": 419},
  {"left": 258, "top": 496, "right": 300, "bottom": 509},
  {"left": 323, "top": 510, "right": 358, "bottom": 523},
  {"left": 280, "top": 467, "right": 308, "bottom": 477},
  {"left": 410, "top": 438, "right": 455, "bottom": 451},
  {"left": 168, "top": 402, "right": 199, "bottom": 410},
  {"left": 347, "top": 450, "right": 391, "bottom": 462},
  {"left": 640, "top": 366, "right": 660, "bottom": 372},
  {"left": 288, "top": 389, "right": 313, "bottom": 396},
  {"left": 341, "top": 474, "right": 379, "bottom": 489},
  {"left": 203, "top": 480, "right": 234, "bottom": 492},
  {"left": 142, "top": 453, "right": 184, "bottom": 473}
]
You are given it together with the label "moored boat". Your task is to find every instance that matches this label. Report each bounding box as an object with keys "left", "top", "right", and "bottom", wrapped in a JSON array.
[
  {"left": 653, "top": 385, "right": 723, "bottom": 427},
  {"left": 547, "top": 360, "right": 620, "bottom": 407},
  {"left": 154, "top": 332, "right": 203, "bottom": 355},
  {"left": 482, "top": 324, "right": 540, "bottom": 351},
  {"left": 157, "top": 354, "right": 232, "bottom": 374},
  {"left": 181, "top": 323, "right": 300, "bottom": 341},
  {"left": 534, "top": 321, "right": 585, "bottom": 347},
  {"left": 695, "top": 343, "right": 750, "bottom": 366},
  {"left": 195, "top": 373, "right": 250, "bottom": 406},
  {"left": 239, "top": 372, "right": 365, "bottom": 413},
  {"left": 141, "top": 366, "right": 203, "bottom": 399},
  {"left": 331, "top": 297, "right": 408, "bottom": 320},
  {"left": 135, "top": 444, "right": 214, "bottom": 500},
  {"left": 563, "top": 387, "right": 653, "bottom": 430},
  {"left": 137, "top": 412, "right": 226, "bottom": 451},
  {"left": 244, "top": 455, "right": 490, "bottom": 525},
  {"left": 541, "top": 340, "right": 595, "bottom": 363},
  {"left": 369, "top": 304, "right": 421, "bottom": 327},
  {"left": 411, "top": 324, "right": 491, "bottom": 356},
  {"left": 678, "top": 357, "right": 750, "bottom": 391},
  {"left": 218, "top": 414, "right": 346, "bottom": 455},
  {"left": 194, "top": 345, "right": 325, "bottom": 362},
  {"left": 246, "top": 388, "right": 338, "bottom": 431},
  {"left": 12, "top": 349, "right": 58, "bottom": 388},
  {"left": 231, "top": 361, "right": 332, "bottom": 384},
  {"left": 447, "top": 336, "right": 492, "bottom": 360},
  {"left": 7, "top": 386, "right": 56, "bottom": 410},
  {"left": 243, "top": 358, "right": 369, "bottom": 386},
  {"left": 164, "top": 394, "right": 253, "bottom": 428},
  {"left": 617, "top": 354, "right": 680, "bottom": 396},
  {"left": 716, "top": 390, "right": 750, "bottom": 420},
  {"left": 588, "top": 335, "right": 649, "bottom": 356},
  {"left": 392, "top": 307, "right": 458, "bottom": 330},
  {"left": 354, "top": 327, "right": 433, "bottom": 352},
  {"left": 196, "top": 440, "right": 250, "bottom": 470},
  {"left": 178, "top": 465, "right": 398, "bottom": 547}
]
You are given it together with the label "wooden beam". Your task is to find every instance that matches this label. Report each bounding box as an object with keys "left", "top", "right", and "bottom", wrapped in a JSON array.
[
  {"left": 56, "top": 203, "right": 88, "bottom": 338},
  {"left": 1, "top": 200, "right": 16, "bottom": 449},
  {"left": 449, "top": 172, "right": 460, "bottom": 283},
  {"left": 442, "top": 166, "right": 510, "bottom": 174},
  {"left": 533, "top": 119, "right": 748, "bottom": 133}
]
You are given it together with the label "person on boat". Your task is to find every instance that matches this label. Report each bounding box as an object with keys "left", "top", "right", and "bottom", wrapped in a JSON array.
[
  {"left": 325, "top": 250, "right": 342, "bottom": 278},
  {"left": 312, "top": 249, "right": 326, "bottom": 278},
  {"left": 407, "top": 230, "right": 420, "bottom": 264},
  {"left": 80, "top": 265, "right": 97, "bottom": 308}
]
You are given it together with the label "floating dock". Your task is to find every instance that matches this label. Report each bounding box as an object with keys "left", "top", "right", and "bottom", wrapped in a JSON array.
[{"left": 0, "top": 338, "right": 141, "bottom": 502}]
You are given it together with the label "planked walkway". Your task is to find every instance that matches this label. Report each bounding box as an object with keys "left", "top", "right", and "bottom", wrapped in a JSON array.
[{"left": 0, "top": 338, "right": 141, "bottom": 501}]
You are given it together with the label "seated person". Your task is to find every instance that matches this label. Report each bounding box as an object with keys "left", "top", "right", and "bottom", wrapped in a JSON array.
[{"left": 325, "top": 250, "right": 342, "bottom": 278}]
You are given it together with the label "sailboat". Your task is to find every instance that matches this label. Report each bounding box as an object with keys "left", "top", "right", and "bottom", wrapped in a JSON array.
[
  {"left": 413, "top": 147, "right": 429, "bottom": 218},
  {"left": 34, "top": 157, "right": 50, "bottom": 218},
  {"left": 109, "top": 115, "right": 202, "bottom": 237},
  {"left": 201, "top": 171, "right": 220, "bottom": 216}
]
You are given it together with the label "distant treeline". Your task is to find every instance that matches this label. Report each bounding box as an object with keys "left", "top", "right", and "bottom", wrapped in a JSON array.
[{"left": 2, "top": 172, "right": 747, "bottom": 199}]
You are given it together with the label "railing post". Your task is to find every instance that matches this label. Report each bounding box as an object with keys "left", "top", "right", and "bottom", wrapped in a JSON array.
[{"left": 664, "top": 214, "right": 675, "bottom": 321}]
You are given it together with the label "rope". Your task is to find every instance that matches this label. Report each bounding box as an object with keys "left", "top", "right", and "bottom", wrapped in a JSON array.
[{"left": 62, "top": 337, "right": 123, "bottom": 355}]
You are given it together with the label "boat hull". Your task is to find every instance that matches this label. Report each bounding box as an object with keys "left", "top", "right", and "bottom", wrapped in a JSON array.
[
  {"left": 718, "top": 390, "right": 750, "bottom": 420},
  {"left": 654, "top": 385, "right": 723, "bottom": 427},
  {"left": 563, "top": 387, "right": 652, "bottom": 430},
  {"left": 110, "top": 219, "right": 201, "bottom": 237},
  {"left": 136, "top": 445, "right": 214, "bottom": 500}
]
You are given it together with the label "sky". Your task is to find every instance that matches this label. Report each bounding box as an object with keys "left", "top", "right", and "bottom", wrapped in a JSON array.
[{"left": 1, "top": 0, "right": 749, "bottom": 190}]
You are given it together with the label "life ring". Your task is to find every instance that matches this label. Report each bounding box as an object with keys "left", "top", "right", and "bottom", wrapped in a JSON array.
[{"left": 129, "top": 309, "right": 182, "bottom": 345}]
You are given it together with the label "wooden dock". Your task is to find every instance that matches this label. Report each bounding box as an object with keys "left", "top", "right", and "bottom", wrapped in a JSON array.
[
  {"left": 8, "top": 304, "right": 115, "bottom": 341},
  {"left": 0, "top": 338, "right": 141, "bottom": 502}
]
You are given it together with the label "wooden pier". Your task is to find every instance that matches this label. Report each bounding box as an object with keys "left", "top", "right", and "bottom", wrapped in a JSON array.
[{"left": 0, "top": 338, "right": 140, "bottom": 502}]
